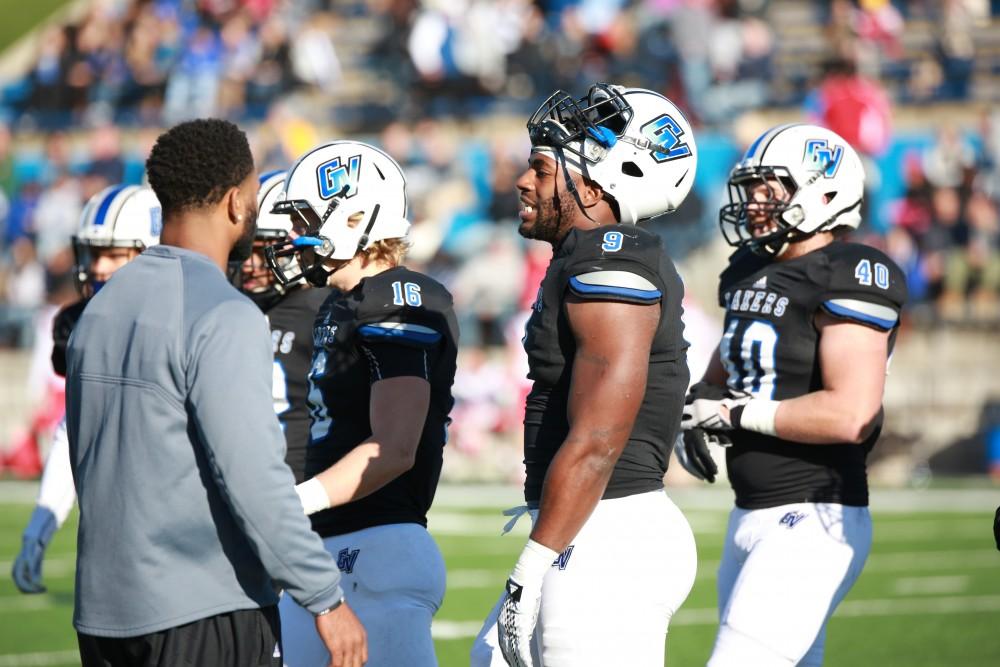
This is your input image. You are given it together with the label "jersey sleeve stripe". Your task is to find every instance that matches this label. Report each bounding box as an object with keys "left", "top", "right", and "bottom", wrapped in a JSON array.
[
  {"left": 568, "top": 276, "right": 661, "bottom": 303},
  {"left": 358, "top": 322, "right": 442, "bottom": 345},
  {"left": 822, "top": 299, "right": 898, "bottom": 330},
  {"left": 572, "top": 270, "right": 659, "bottom": 291}
]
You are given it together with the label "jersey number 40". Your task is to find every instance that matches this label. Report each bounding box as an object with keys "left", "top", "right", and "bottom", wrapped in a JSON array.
[{"left": 720, "top": 318, "right": 778, "bottom": 399}]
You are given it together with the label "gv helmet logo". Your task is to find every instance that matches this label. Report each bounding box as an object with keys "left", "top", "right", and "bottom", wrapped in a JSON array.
[
  {"left": 317, "top": 155, "right": 362, "bottom": 200},
  {"left": 639, "top": 114, "right": 692, "bottom": 163},
  {"left": 803, "top": 139, "right": 844, "bottom": 178}
]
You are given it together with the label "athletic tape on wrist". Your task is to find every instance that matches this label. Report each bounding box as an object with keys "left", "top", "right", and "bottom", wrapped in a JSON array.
[
  {"left": 512, "top": 539, "right": 559, "bottom": 584},
  {"left": 733, "top": 399, "right": 780, "bottom": 437},
  {"left": 295, "top": 478, "right": 330, "bottom": 516}
]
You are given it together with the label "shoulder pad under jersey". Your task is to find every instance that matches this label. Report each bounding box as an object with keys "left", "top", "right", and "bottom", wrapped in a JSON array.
[
  {"left": 562, "top": 226, "right": 665, "bottom": 305},
  {"left": 816, "top": 242, "right": 908, "bottom": 331},
  {"left": 356, "top": 268, "right": 454, "bottom": 348}
]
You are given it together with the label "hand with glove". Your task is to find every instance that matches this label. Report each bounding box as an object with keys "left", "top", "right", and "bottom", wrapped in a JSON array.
[
  {"left": 673, "top": 428, "right": 731, "bottom": 483},
  {"left": 497, "top": 539, "right": 556, "bottom": 667},
  {"left": 681, "top": 381, "right": 782, "bottom": 438},
  {"left": 12, "top": 506, "right": 57, "bottom": 594},
  {"left": 680, "top": 382, "right": 749, "bottom": 432}
]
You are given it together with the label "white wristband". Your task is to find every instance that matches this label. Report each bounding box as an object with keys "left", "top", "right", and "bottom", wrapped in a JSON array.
[
  {"left": 295, "top": 478, "right": 330, "bottom": 516},
  {"left": 511, "top": 539, "right": 559, "bottom": 584},
  {"left": 739, "top": 399, "right": 781, "bottom": 437}
]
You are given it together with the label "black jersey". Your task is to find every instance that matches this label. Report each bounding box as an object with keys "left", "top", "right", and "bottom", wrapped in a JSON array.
[
  {"left": 52, "top": 298, "right": 90, "bottom": 377},
  {"left": 258, "top": 286, "right": 331, "bottom": 483},
  {"left": 717, "top": 241, "right": 907, "bottom": 509},
  {"left": 305, "top": 266, "right": 458, "bottom": 538},
  {"left": 522, "top": 226, "right": 689, "bottom": 504}
]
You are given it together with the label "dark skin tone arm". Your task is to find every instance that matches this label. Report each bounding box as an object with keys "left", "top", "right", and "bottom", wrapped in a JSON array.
[{"left": 529, "top": 295, "right": 660, "bottom": 553}]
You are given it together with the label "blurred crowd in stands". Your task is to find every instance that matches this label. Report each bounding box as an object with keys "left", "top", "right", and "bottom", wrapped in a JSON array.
[
  {"left": 2, "top": 0, "right": 999, "bottom": 129},
  {"left": 0, "top": 0, "right": 999, "bottom": 474}
]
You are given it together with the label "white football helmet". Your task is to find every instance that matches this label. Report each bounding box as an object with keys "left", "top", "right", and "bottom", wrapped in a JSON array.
[
  {"left": 720, "top": 123, "right": 866, "bottom": 256},
  {"left": 73, "top": 184, "right": 161, "bottom": 292},
  {"left": 255, "top": 169, "right": 291, "bottom": 241},
  {"left": 265, "top": 141, "right": 409, "bottom": 286},
  {"left": 527, "top": 83, "right": 697, "bottom": 224},
  {"left": 233, "top": 169, "right": 297, "bottom": 305}
]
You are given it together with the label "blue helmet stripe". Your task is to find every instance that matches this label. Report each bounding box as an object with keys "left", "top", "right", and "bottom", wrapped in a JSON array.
[
  {"left": 743, "top": 130, "right": 770, "bottom": 161},
  {"left": 259, "top": 169, "right": 285, "bottom": 184},
  {"left": 94, "top": 184, "right": 130, "bottom": 227}
]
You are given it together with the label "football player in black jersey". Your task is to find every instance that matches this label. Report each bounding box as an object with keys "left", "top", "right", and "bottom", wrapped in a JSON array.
[
  {"left": 239, "top": 169, "right": 330, "bottom": 483},
  {"left": 11, "top": 185, "right": 161, "bottom": 594},
  {"left": 677, "top": 124, "right": 908, "bottom": 667},
  {"left": 265, "top": 140, "right": 458, "bottom": 667},
  {"left": 471, "top": 84, "right": 699, "bottom": 667}
]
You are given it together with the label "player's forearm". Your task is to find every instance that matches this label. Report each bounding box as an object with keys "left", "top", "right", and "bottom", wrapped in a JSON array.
[
  {"left": 701, "top": 348, "right": 729, "bottom": 386},
  {"left": 311, "top": 439, "right": 416, "bottom": 508},
  {"left": 529, "top": 433, "right": 626, "bottom": 553},
  {"left": 771, "top": 390, "right": 880, "bottom": 444}
]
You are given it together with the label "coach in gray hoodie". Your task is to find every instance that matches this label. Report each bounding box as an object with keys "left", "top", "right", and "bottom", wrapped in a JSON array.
[{"left": 65, "top": 119, "right": 367, "bottom": 667}]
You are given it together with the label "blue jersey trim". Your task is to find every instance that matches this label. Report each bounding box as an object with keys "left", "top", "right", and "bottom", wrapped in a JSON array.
[
  {"left": 358, "top": 324, "right": 442, "bottom": 346},
  {"left": 822, "top": 300, "right": 897, "bottom": 330},
  {"left": 568, "top": 276, "right": 661, "bottom": 302}
]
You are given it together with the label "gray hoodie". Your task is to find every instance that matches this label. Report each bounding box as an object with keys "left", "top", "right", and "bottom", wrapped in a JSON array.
[{"left": 66, "top": 245, "right": 342, "bottom": 638}]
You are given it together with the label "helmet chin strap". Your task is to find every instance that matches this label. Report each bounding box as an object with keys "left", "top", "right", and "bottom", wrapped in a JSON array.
[
  {"left": 355, "top": 204, "right": 382, "bottom": 252},
  {"left": 554, "top": 147, "right": 599, "bottom": 224}
]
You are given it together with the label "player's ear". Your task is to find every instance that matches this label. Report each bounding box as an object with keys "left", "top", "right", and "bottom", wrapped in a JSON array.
[
  {"left": 225, "top": 185, "right": 244, "bottom": 226},
  {"left": 579, "top": 176, "right": 604, "bottom": 208}
]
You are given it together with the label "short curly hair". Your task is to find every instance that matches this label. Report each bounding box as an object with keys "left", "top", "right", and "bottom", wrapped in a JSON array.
[{"left": 146, "top": 119, "right": 254, "bottom": 217}]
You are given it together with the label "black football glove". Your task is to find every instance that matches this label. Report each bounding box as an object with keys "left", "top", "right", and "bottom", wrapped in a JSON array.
[
  {"left": 673, "top": 428, "right": 731, "bottom": 483},
  {"left": 994, "top": 506, "right": 1000, "bottom": 552}
]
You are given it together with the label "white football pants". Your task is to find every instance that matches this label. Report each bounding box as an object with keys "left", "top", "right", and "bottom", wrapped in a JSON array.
[
  {"left": 279, "top": 522, "right": 445, "bottom": 667},
  {"left": 708, "top": 503, "right": 872, "bottom": 667},
  {"left": 470, "top": 489, "right": 698, "bottom": 667}
]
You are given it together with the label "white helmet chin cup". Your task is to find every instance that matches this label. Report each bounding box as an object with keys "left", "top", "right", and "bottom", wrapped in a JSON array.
[
  {"left": 278, "top": 141, "right": 410, "bottom": 261},
  {"left": 527, "top": 84, "right": 697, "bottom": 224},
  {"left": 720, "top": 123, "right": 865, "bottom": 254}
]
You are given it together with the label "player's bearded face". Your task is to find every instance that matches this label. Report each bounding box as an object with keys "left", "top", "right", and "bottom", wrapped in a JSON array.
[
  {"left": 517, "top": 154, "right": 576, "bottom": 243},
  {"left": 229, "top": 190, "right": 259, "bottom": 263}
]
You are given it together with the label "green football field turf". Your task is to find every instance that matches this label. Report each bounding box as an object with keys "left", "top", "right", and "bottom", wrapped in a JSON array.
[
  {"left": 0, "top": 484, "right": 997, "bottom": 666},
  {"left": 0, "top": 0, "right": 72, "bottom": 53}
]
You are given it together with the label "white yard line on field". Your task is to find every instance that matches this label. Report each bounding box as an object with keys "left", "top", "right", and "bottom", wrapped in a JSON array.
[
  {"left": 0, "top": 558, "right": 74, "bottom": 578},
  {"left": 892, "top": 575, "right": 969, "bottom": 595},
  {"left": 0, "top": 650, "right": 79, "bottom": 667}
]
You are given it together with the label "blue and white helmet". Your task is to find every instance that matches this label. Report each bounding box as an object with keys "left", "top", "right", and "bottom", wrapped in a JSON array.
[
  {"left": 255, "top": 169, "right": 291, "bottom": 241},
  {"left": 720, "top": 124, "right": 865, "bottom": 255},
  {"left": 73, "top": 184, "right": 161, "bottom": 291},
  {"left": 265, "top": 141, "right": 409, "bottom": 286},
  {"left": 527, "top": 83, "right": 697, "bottom": 223}
]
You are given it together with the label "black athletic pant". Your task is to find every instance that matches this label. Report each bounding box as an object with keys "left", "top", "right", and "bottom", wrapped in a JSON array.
[{"left": 78, "top": 606, "right": 282, "bottom": 667}]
